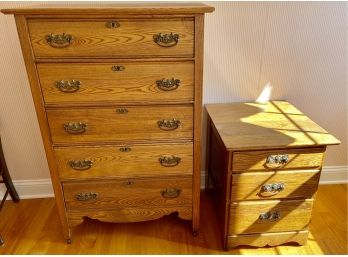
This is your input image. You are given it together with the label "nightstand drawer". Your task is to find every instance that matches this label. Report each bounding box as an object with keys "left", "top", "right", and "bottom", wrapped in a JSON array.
[
  {"left": 28, "top": 18, "right": 194, "bottom": 58},
  {"left": 63, "top": 176, "right": 193, "bottom": 210},
  {"left": 232, "top": 147, "right": 325, "bottom": 173},
  {"left": 47, "top": 105, "right": 193, "bottom": 144},
  {"left": 228, "top": 199, "right": 313, "bottom": 235},
  {"left": 55, "top": 142, "right": 193, "bottom": 180},
  {"left": 231, "top": 170, "right": 320, "bottom": 201},
  {"left": 38, "top": 62, "right": 194, "bottom": 105}
]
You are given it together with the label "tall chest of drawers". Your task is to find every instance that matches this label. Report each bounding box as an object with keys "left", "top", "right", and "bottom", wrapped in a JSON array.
[
  {"left": 2, "top": 3, "right": 214, "bottom": 242},
  {"left": 205, "top": 101, "right": 340, "bottom": 249}
]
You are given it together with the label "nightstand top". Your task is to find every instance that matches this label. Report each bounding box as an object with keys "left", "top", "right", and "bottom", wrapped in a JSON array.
[{"left": 205, "top": 101, "right": 340, "bottom": 151}]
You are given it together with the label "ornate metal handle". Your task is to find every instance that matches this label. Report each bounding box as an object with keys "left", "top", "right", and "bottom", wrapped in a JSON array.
[
  {"left": 75, "top": 192, "right": 98, "bottom": 201},
  {"left": 69, "top": 160, "right": 93, "bottom": 171},
  {"left": 161, "top": 188, "right": 181, "bottom": 198},
  {"left": 261, "top": 183, "right": 285, "bottom": 193},
  {"left": 45, "top": 33, "right": 73, "bottom": 48},
  {"left": 157, "top": 119, "right": 181, "bottom": 131},
  {"left": 119, "top": 146, "right": 131, "bottom": 152},
  {"left": 159, "top": 156, "right": 181, "bottom": 167},
  {"left": 111, "top": 65, "right": 125, "bottom": 71},
  {"left": 55, "top": 80, "right": 81, "bottom": 93},
  {"left": 116, "top": 108, "right": 128, "bottom": 114},
  {"left": 156, "top": 78, "right": 181, "bottom": 91},
  {"left": 105, "top": 20, "right": 120, "bottom": 29},
  {"left": 153, "top": 33, "right": 179, "bottom": 47},
  {"left": 63, "top": 122, "right": 87, "bottom": 134},
  {"left": 259, "top": 211, "right": 281, "bottom": 221},
  {"left": 265, "top": 154, "right": 289, "bottom": 169}
]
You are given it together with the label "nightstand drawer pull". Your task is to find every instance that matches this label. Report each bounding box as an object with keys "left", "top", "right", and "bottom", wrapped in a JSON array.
[
  {"left": 156, "top": 78, "right": 181, "bottom": 91},
  {"left": 111, "top": 65, "right": 125, "bottom": 71},
  {"left": 261, "top": 183, "right": 285, "bottom": 193},
  {"left": 259, "top": 211, "right": 281, "bottom": 221},
  {"left": 116, "top": 108, "right": 128, "bottom": 114},
  {"left": 265, "top": 154, "right": 289, "bottom": 168},
  {"left": 153, "top": 33, "right": 179, "bottom": 47},
  {"left": 69, "top": 160, "right": 93, "bottom": 170},
  {"left": 45, "top": 33, "right": 73, "bottom": 48},
  {"left": 105, "top": 20, "right": 120, "bottom": 29},
  {"left": 159, "top": 156, "right": 181, "bottom": 167},
  {"left": 63, "top": 122, "right": 87, "bottom": 134},
  {"left": 75, "top": 192, "right": 98, "bottom": 201},
  {"left": 119, "top": 146, "right": 131, "bottom": 152},
  {"left": 55, "top": 80, "right": 81, "bottom": 93},
  {"left": 161, "top": 188, "right": 181, "bottom": 198},
  {"left": 157, "top": 119, "right": 181, "bottom": 131}
]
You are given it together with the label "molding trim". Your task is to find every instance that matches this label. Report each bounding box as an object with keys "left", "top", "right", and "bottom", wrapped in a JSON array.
[{"left": 1, "top": 166, "right": 346, "bottom": 200}]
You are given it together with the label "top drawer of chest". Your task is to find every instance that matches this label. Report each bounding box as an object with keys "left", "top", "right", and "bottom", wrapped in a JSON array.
[{"left": 28, "top": 18, "right": 194, "bottom": 58}]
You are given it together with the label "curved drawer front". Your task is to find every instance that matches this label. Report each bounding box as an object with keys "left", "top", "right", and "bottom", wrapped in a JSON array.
[
  {"left": 47, "top": 105, "right": 193, "bottom": 144},
  {"left": 38, "top": 62, "right": 194, "bottom": 105},
  {"left": 231, "top": 170, "right": 320, "bottom": 201},
  {"left": 228, "top": 199, "right": 313, "bottom": 235},
  {"left": 63, "top": 176, "right": 192, "bottom": 210},
  {"left": 28, "top": 18, "right": 194, "bottom": 58},
  {"left": 56, "top": 143, "right": 193, "bottom": 180}
]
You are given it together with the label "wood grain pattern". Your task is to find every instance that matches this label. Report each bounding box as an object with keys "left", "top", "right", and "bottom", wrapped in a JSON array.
[
  {"left": 38, "top": 62, "right": 194, "bottom": 104},
  {"left": 228, "top": 199, "right": 314, "bottom": 235},
  {"left": 55, "top": 142, "right": 193, "bottom": 180},
  {"left": 67, "top": 206, "right": 192, "bottom": 227},
  {"left": 28, "top": 18, "right": 194, "bottom": 58},
  {"left": 205, "top": 101, "right": 340, "bottom": 151},
  {"left": 231, "top": 170, "right": 320, "bottom": 201},
  {"left": 63, "top": 176, "right": 192, "bottom": 210},
  {"left": 46, "top": 105, "right": 193, "bottom": 145},
  {"left": 232, "top": 147, "right": 325, "bottom": 172},
  {"left": 226, "top": 230, "right": 309, "bottom": 249}
]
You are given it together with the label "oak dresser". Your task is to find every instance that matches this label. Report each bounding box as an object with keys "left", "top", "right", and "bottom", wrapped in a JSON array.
[
  {"left": 2, "top": 3, "right": 214, "bottom": 242},
  {"left": 205, "top": 101, "right": 340, "bottom": 249}
]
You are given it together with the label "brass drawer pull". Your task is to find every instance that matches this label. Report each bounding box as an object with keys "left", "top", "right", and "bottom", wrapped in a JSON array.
[
  {"left": 157, "top": 119, "right": 181, "bottom": 131},
  {"left": 161, "top": 188, "right": 181, "bottom": 198},
  {"left": 111, "top": 65, "right": 125, "bottom": 71},
  {"left": 156, "top": 78, "right": 181, "bottom": 91},
  {"left": 63, "top": 122, "right": 87, "bottom": 134},
  {"left": 116, "top": 108, "right": 128, "bottom": 114},
  {"left": 259, "top": 211, "right": 281, "bottom": 221},
  {"left": 159, "top": 156, "right": 181, "bottom": 167},
  {"left": 105, "top": 20, "right": 120, "bottom": 29},
  {"left": 69, "top": 160, "right": 93, "bottom": 171},
  {"left": 55, "top": 80, "right": 81, "bottom": 93},
  {"left": 45, "top": 33, "right": 73, "bottom": 48},
  {"left": 75, "top": 192, "right": 98, "bottom": 201},
  {"left": 265, "top": 154, "right": 289, "bottom": 169},
  {"left": 153, "top": 33, "right": 179, "bottom": 47},
  {"left": 261, "top": 183, "right": 285, "bottom": 193},
  {"left": 119, "top": 146, "right": 131, "bottom": 152}
]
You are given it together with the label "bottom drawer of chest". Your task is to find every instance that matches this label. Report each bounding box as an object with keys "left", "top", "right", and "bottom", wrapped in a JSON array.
[
  {"left": 63, "top": 176, "right": 192, "bottom": 211},
  {"left": 226, "top": 230, "right": 309, "bottom": 249},
  {"left": 228, "top": 199, "right": 313, "bottom": 235}
]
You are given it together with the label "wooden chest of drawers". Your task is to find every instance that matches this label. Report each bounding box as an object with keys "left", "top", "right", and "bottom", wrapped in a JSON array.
[
  {"left": 205, "top": 101, "right": 340, "bottom": 249},
  {"left": 2, "top": 3, "right": 214, "bottom": 242}
]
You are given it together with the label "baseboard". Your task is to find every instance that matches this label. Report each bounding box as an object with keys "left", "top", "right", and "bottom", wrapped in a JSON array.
[
  {"left": 1, "top": 165, "right": 346, "bottom": 200},
  {"left": 201, "top": 165, "right": 348, "bottom": 189}
]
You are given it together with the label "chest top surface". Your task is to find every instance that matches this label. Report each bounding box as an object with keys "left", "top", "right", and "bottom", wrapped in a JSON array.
[{"left": 205, "top": 101, "right": 340, "bottom": 151}]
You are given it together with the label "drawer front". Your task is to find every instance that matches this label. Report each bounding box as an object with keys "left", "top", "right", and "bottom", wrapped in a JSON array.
[
  {"left": 28, "top": 19, "right": 194, "bottom": 58},
  {"left": 63, "top": 176, "right": 192, "bottom": 210},
  {"left": 231, "top": 170, "right": 320, "bottom": 201},
  {"left": 232, "top": 147, "right": 325, "bottom": 173},
  {"left": 38, "top": 62, "right": 194, "bottom": 105},
  {"left": 47, "top": 105, "right": 193, "bottom": 144},
  {"left": 228, "top": 199, "right": 313, "bottom": 235},
  {"left": 55, "top": 142, "right": 193, "bottom": 180}
]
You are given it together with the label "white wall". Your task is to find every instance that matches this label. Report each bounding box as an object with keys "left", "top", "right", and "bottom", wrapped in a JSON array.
[{"left": 0, "top": 2, "right": 346, "bottom": 183}]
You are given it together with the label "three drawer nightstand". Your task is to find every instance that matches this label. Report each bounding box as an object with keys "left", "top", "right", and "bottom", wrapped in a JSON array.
[{"left": 205, "top": 101, "right": 340, "bottom": 249}]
